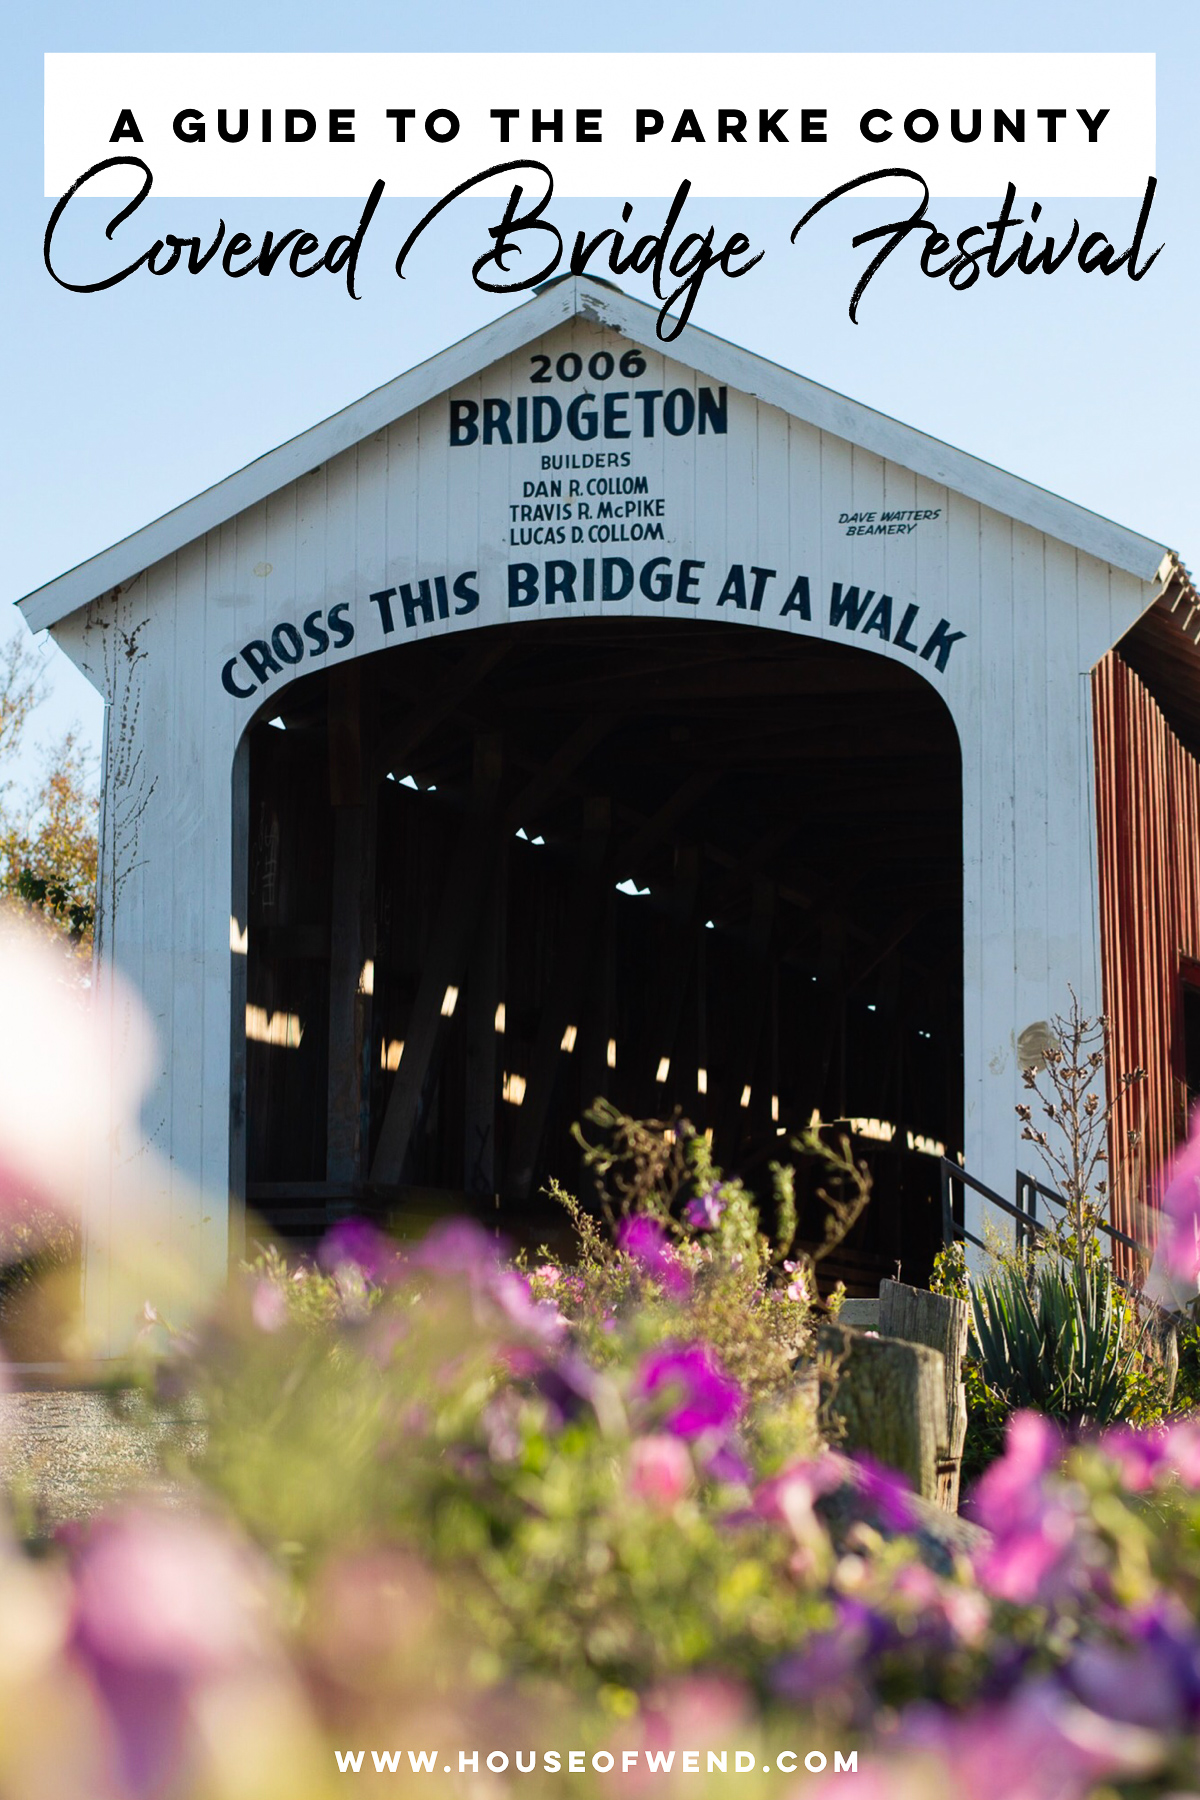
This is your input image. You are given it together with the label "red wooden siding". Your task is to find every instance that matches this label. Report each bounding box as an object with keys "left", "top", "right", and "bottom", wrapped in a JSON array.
[{"left": 1093, "top": 652, "right": 1200, "bottom": 1250}]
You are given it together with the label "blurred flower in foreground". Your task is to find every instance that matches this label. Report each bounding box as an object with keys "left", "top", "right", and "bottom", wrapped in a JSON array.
[
  {"left": 970, "top": 1414, "right": 1079, "bottom": 1606},
  {"left": 0, "top": 911, "right": 151, "bottom": 1220},
  {"left": 632, "top": 1341, "right": 743, "bottom": 1437},
  {"left": 410, "top": 1216, "right": 502, "bottom": 1278},
  {"left": 0, "top": 910, "right": 202, "bottom": 1356},
  {"left": 893, "top": 1681, "right": 1163, "bottom": 1800},
  {"left": 316, "top": 1218, "right": 401, "bottom": 1287},
  {"left": 68, "top": 1508, "right": 281, "bottom": 1798},
  {"left": 250, "top": 1279, "right": 288, "bottom": 1335},
  {"left": 1065, "top": 1594, "right": 1200, "bottom": 1734},
  {"left": 854, "top": 1455, "right": 918, "bottom": 1532},
  {"left": 628, "top": 1433, "right": 693, "bottom": 1509},
  {"left": 1147, "top": 1104, "right": 1200, "bottom": 1300}
]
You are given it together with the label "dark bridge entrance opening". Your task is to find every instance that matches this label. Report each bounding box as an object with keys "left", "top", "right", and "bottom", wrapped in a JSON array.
[{"left": 238, "top": 619, "right": 963, "bottom": 1293}]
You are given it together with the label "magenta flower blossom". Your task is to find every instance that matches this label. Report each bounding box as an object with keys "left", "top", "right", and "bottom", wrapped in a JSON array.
[
  {"left": 853, "top": 1455, "right": 918, "bottom": 1531},
  {"left": 978, "top": 1501, "right": 1078, "bottom": 1605},
  {"left": 628, "top": 1434, "right": 693, "bottom": 1509},
  {"left": 1157, "top": 1105, "right": 1200, "bottom": 1281},
  {"left": 970, "top": 1411, "right": 1062, "bottom": 1532},
  {"left": 1165, "top": 1417, "right": 1200, "bottom": 1486},
  {"left": 970, "top": 1413, "right": 1079, "bottom": 1605},
  {"left": 683, "top": 1186, "right": 725, "bottom": 1230},
  {"left": 1100, "top": 1424, "right": 1170, "bottom": 1492},
  {"left": 489, "top": 1269, "right": 567, "bottom": 1344},
  {"left": 69, "top": 1510, "right": 274, "bottom": 1797},
  {"left": 410, "top": 1217, "right": 504, "bottom": 1278},
  {"left": 632, "top": 1341, "right": 743, "bottom": 1437},
  {"left": 896, "top": 1681, "right": 1162, "bottom": 1800},
  {"left": 317, "top": 1218, "right": 401, "bottom": 1286},
  {"left": 618, "top": 1215, "right": 691, "bottom": 1296}
]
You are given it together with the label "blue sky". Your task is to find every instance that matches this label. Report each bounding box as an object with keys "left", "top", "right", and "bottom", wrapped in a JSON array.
[{"left": 4, "top": 1, "right": 1196, "bottom": 795}]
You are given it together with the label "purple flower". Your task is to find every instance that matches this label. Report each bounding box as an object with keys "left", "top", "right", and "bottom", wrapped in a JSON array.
[
  {"left": 632, "top": 1341, "right": 743, "bottom": 1437},
  {"left": 529, "top": 1352, "right": 600, "bottom": 1426},
  {"left": 700, "top": 1439, "right": 753, "bottom": 1486},
  {"left": 1100, "top": 1424, "right": 1169, "bottom": 1492},
  {"left": 773, "top": 1598, "right": 879, "bottom": 1706},
  {"left": 852, "top": 1454, "right": 918, "bottom": 1531},
  {"left": 896, "top": 1681, "right": 1163, "bottom": 1800},
  {"left": 1067, "top": 1637, "right": 1188, "bottom": 1733},
  {"left": 754, "top": 1456, "right": 845, "bottom": 1547},
  {"left": 683, "top": 1186, "right": 725, "bottom": 1230},
  {"left": 969, "top": 1411, "right": 1062, "bottom": 1533},
  {"left": 489, "top": 1269, "right": 567, "bottom": 1344},
  {"left": 316, "top": 1217, "right": 401, "bottom": 1285},
  {"left": 1166, "top": 1417, "right": 1200, "bottom": 1486},
  {"left": 69, "top": 1510, "right": 273, "bottom": 1797},
  {"left": 1156, "top": 1105, "right": 1200, "bottom": 1281},
  {"left": 410, "top": 1217, "right": 504, "bottom": 1277},
  {"left": 618, "top": 1215, "right": 691, "bottom": 1297},
  {"left": 969, "top": 1414, "right": 1079, "bottom": 1606}
]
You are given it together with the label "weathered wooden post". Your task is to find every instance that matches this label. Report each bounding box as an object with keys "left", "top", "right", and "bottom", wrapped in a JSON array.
[
  {"left": 879, "top": 1279, "right": 970, "bottom": 1510},
  {"left": 816, "top": 1320, "right": 948, "bottom": 1504}
]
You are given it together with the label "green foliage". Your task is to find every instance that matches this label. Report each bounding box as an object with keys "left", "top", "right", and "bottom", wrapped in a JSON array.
[
  {"left": 1170, "top": 1314, "right": 1200, "bottom": 1413},
  {"left": 969, "top": 1254, "right": 1148, "bottom": 1425},
  {"left": 959, "top": 1356, "right": 1010, "bottom": 1484},
  {"left": 0, "top": 631, "right": 98, "bottom": 961},
  {"left": 241, "top": 1241, "right": 377, "bottom": 1332},
  {"left": 930, "top": 1239, "right": 969, "bottom": 1303},
  {"left": 12, "top": 865, "right": 94, "bottom": 941}
]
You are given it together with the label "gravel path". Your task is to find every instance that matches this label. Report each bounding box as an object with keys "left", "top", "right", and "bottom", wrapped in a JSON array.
[{"left": 0, "top": 1388, "right": 205, "bottom": 1530}]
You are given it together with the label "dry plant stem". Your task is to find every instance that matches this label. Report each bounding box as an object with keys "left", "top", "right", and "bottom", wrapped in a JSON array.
[
  {"left": 572, "top": 1098, "right": 694, "bottom": 1236},
  {"left": 785, "top": 1128, "right": 872, "bottom": 1313},
  {"left": 1014, "top": 988, "right": 1145, "bottom": 1265}
]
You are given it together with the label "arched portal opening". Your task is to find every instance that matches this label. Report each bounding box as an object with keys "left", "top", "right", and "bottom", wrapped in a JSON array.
[{"left": 237, "top": 619, "right": 962, "bottom": 1292}]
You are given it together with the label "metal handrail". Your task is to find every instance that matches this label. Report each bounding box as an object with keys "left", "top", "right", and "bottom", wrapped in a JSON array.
[
  {"left": 1015, "top": 1169, "right": 1149, "bottom": 1257},
  {"left": 940, "top": 1159, "right": 1150, "bottom": 1260},
  {"left": 940, "top": 1159, "right": 1037, "bottom": 1250}
]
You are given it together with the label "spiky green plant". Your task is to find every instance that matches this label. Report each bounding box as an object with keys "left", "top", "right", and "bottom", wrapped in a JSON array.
[{"left": 969, "top": 1255, "right": 1145, "bottom": 1426}]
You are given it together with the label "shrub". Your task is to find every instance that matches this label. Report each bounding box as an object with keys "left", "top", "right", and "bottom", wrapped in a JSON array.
[{"left": 969, "top": 1254, "right": 1148, "bottom": 1426}]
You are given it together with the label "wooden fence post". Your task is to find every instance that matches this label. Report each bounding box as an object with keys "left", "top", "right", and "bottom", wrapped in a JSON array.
[
  {"left": 816, "top": 1321, "right": 947, "bottom": 1503},
  {"left": 879, "top": 1279, "right": 970, "bottom": 1511}
]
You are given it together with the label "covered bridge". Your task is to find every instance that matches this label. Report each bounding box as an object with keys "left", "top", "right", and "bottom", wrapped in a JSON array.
[{"left": 16, "top": 277, "right": 1200, "bottom": 1348}]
